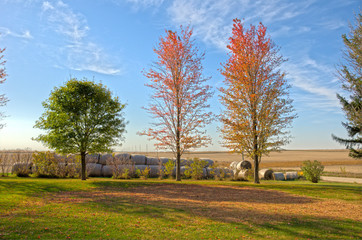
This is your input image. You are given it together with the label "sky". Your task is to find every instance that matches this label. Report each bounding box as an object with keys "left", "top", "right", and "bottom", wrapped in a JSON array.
[{"left": 0, "top": 0, "right": 360, "bottom": 152}]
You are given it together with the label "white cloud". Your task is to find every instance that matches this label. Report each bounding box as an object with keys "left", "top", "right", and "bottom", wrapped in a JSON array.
[
  {"left": 126, "top": 0, "right": 164, "bottom": 8},
  {"left": 285, "top": 58, "right": 340, "bottom": 111},
  {"left": 167, "top": 0, "right": 314, "bottom": 51},
  {"left": 41, "top": 1, "right": 122, "bottom": 75},
  {"left": 0, "top": 27, "right": 33, "bottom": 39}
]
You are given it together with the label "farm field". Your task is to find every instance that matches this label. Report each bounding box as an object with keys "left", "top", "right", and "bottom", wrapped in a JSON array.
[
  {"left": 132, "top": 149, "right": 362, "bottom": 170},
  {"left": 0, "top": 177, "right": 361, "bottom": 239}
]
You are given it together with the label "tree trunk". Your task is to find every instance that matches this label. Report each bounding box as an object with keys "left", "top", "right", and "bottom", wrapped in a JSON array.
[
  {"left": 81, "top": 151, "right": 86, "bottom": 180},
  {"left": 254, "top": 154, "right": 260, "bottom": 184},
  {"left": 176, "top": 150, "right": 181, "bottom": 181}
]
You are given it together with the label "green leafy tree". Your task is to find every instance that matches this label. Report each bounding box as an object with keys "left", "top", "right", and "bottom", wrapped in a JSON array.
[
  {"left": 332, "top": 12, "right": 362, "bottom": 159},
  {"left": 34, "top": 78, "right": 127, "bottom": 180}
]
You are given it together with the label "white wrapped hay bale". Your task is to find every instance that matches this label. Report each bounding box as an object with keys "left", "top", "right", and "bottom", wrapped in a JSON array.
[
  {"left": 273, "top": 172, "right": 285, "bottom": 181},
  {"left": 285, "top": 171, "right": 298, "bottom": 180},
  {"left": 146, "top": 157, "right": 160, "bottom": 165},
  {"left": 86, "top": 154, "right": 99, "bottom": 164},
  {"left": 230, "top": 161, "right": 238, "bottom": 169},
  {"left": 236, "top": 161, "right": 252, "bottom": 170},
  {"left": 86, "top": 163, "right": 102, "bottom": 177},
  {"left": 259, "top": 169, "right": 274, "bottom": 180},
  {"left": 131, "top": 155, "right": 147, "bottom": 165},
  {"left": 100, "top": 154, "right": 113, "bottom": 165},
  {"left": 236, "top": 169, "right": 251, "bottom": 180},
  {"left": 102, "top": 165, "right": 113, "bottom": 177}
]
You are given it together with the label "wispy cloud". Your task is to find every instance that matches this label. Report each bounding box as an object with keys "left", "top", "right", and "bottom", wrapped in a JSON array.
[
  {"left": 41, "top": 1, "right": 121, "bottom": 75},
  {"left": 285, "top": 57, "right": 340, "bottom": 111},
  {"left": 167, "top": 0, "right": 314, "bottom": 50},
  {"left": 0, "top": 27, "right": 33, "bottom": 39}
]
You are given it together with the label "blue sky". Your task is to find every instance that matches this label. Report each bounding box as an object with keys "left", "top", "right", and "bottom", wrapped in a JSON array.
[{"left": 0, "top": 0, "right": 360, "bottom": 151}]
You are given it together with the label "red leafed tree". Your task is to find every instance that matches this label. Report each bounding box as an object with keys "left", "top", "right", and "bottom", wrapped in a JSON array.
[
  {"left": 220, "top": 19, "right": 296, "bottom": 183},
  {"left": 140, "top": 26, "right": 213, "bottom": 181},
  {"left": 0, "top": 48, "right": 8, "bottom": 129}
]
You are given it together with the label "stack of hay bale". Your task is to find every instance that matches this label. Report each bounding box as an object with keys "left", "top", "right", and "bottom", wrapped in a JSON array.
[
  {"left": 229, "top": 160, "right": 252, "bottom": 180},
  {"left": 272, "top": 171, "right": 298, "bottom": 181}
]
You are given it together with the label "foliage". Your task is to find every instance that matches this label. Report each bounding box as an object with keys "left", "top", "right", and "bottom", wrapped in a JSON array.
[
  {"left": 140, "top": 166, "right": 150, "bottom": 180},
  {"left": 32, "top": 151, "right": 81, "bottom": 178},
  {"left": 0, "top": 47, "right": 8, "bottom": 130},
  {"left": 163, "top": 159, "right": 174, "bottom": 178},
  {"left": 106, "top": 154, "right": 135, "bottom": 179},
  {"left": 33, "top": 78, "right": 126, "bottom": 180},
  {"left": 139, "top": 26, "right": 214, "bottom": 181},
  {"left": 11, "top": 152, "right": 33, "bottom": 177},
  {"left": 301, "top": 160, "right": 324, "bottom": 183},
  {"left": 0, "top": 152, "right": 10, "bottom": 177},
  {"left": 220, "top": 19, "right": 296, "bottom": 183},
  {"left": 332, "top": 12, "right": 362, "bottom": 158},
  {"left": 184, "top": 158, "right": 207, "bottom": 180}
]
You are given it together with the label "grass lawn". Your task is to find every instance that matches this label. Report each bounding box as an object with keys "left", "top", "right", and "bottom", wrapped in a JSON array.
[{"left": 0, "top": 177, "right": 361, "bottom": 239}]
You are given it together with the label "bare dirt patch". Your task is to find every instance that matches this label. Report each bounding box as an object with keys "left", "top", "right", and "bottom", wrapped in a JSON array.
[{"left": 49, "top": 184, "right": 362, "bottom": 224}]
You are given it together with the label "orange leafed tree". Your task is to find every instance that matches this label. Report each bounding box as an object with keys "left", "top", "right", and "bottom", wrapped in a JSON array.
[
  {"left": 220, "top": 19, "right": 296, "bottom": 183},
  {"left": 140, "top": 26, "right": 213, "bottom": 181},
  {"left": 0, "top": 48, "right": 8, "bottom": 130}
]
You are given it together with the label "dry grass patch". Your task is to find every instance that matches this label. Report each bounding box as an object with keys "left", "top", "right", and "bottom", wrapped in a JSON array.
[{"left": 48, "top": 184, "right": 361, "bottom": 224}]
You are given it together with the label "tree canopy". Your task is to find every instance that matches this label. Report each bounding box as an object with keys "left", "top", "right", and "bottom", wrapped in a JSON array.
[
  {"left": 220, "top": 19, "right": 296, "bottom": 183},
  {"left": 332, "top": 12, "right": 362, "bottom": 158},
  {"left": 139, "top": 26, "right": 213, "bottom": 181},
  {"left": 34, "top": 78, "right": 127, "bottom": 180}
]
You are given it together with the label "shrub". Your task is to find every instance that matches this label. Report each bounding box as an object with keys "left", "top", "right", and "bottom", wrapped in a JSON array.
[
  {"left": 12, "top": 152, "right": 33, "bottom": 177},
  {"left": 184, "top": 158, "right": 207, "bottom": 180},
  {"left": 0, "top": 152, "right": 10, "bottom": 177},
  {"left": 163, "top": 160, "right": 175, "bottom": 178},
  {"left": 107, "top": 154, "right": 135, "bottom": 179},
  {"left": 32, "top": 151, "right": 60, "bottom": 178},
  {"left": 301, "top": 160, "right": 324, "bottom": 183},
  {"left": 140, "top": 166, "right": 150, "bottom": 180}
]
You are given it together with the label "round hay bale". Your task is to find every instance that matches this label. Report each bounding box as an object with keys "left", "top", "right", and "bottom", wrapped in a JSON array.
[
  {"left": 146, "top": 157, "right": 160, "bottom": 165},
  {"left": 135, "top": 165, "right": 148, "bottom": 171},
  {"left": 240, "top": 160, "right": 252, "bottom": 169},
  {"left": 237, "top": 169, "right": 251, "bottom": 180},
  {"left": 200, "top": 158, "right": 214, "bottom": 167},
  {"left": 223, "top": 168, "right": 234, "bottom": 178},
  {"left": 259, "top": 169, "right": 274, "bottom": 180},
  {"left": 202, "top": 168, "right": 208, "bottom": 178},
  {"left": 285, "top": 171, "right": 298, "bottom": 180},
  {"left": 86, "top": 154, "right": 99, "bottom": 164},
  {"left": 159, "top": 157, "right": 171, "bottom": 164},
  {"left": 100, "top": 154, "right": 112, "bottom": 165},
  {"left": 148, "top": 165, "right": 162, "bottom": 177},
  {"left": 131, "top": 155, "right": 147, "bottom": 165},
  {"left": 230, "top": 161, "right": 238, "bottom": 169},
  {"left": 115, "top": 153, "right": 131, "bottom": 160},
  {"left": 273, "top": 172, "right": 285, "bottom": 181},
  {"left": 86, "top": 163, "right": 102, "bottom": 177},
  {"left": 102, "top": 165, "right": 113, "bottom": 177}
]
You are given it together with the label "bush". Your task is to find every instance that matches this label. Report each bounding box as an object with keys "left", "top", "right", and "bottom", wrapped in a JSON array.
[
  {"left": 32, "top": 151, "right": 81, "bottom": 178},
  {"left": 163, "top": 160, "right": 175, "bottom": 178},
  {"left": 140, "top": 166, "right": 150, "bottom": 180},
  {"left": 106, "top": 154, "right": 135, "bottom": 179},
  {"left": 184, "top": 158, "right": 207, "bottom": 180},
  {"left": 301, "top": 160, "right": 324, "bottom": 183},
  {"left": 11, "top": 152, "right": 33, "bottom": 177}
]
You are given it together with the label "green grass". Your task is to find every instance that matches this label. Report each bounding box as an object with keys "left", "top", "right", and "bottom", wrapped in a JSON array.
[{"left": 0, "top": 176, "right": 361, "bottom": 239}]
